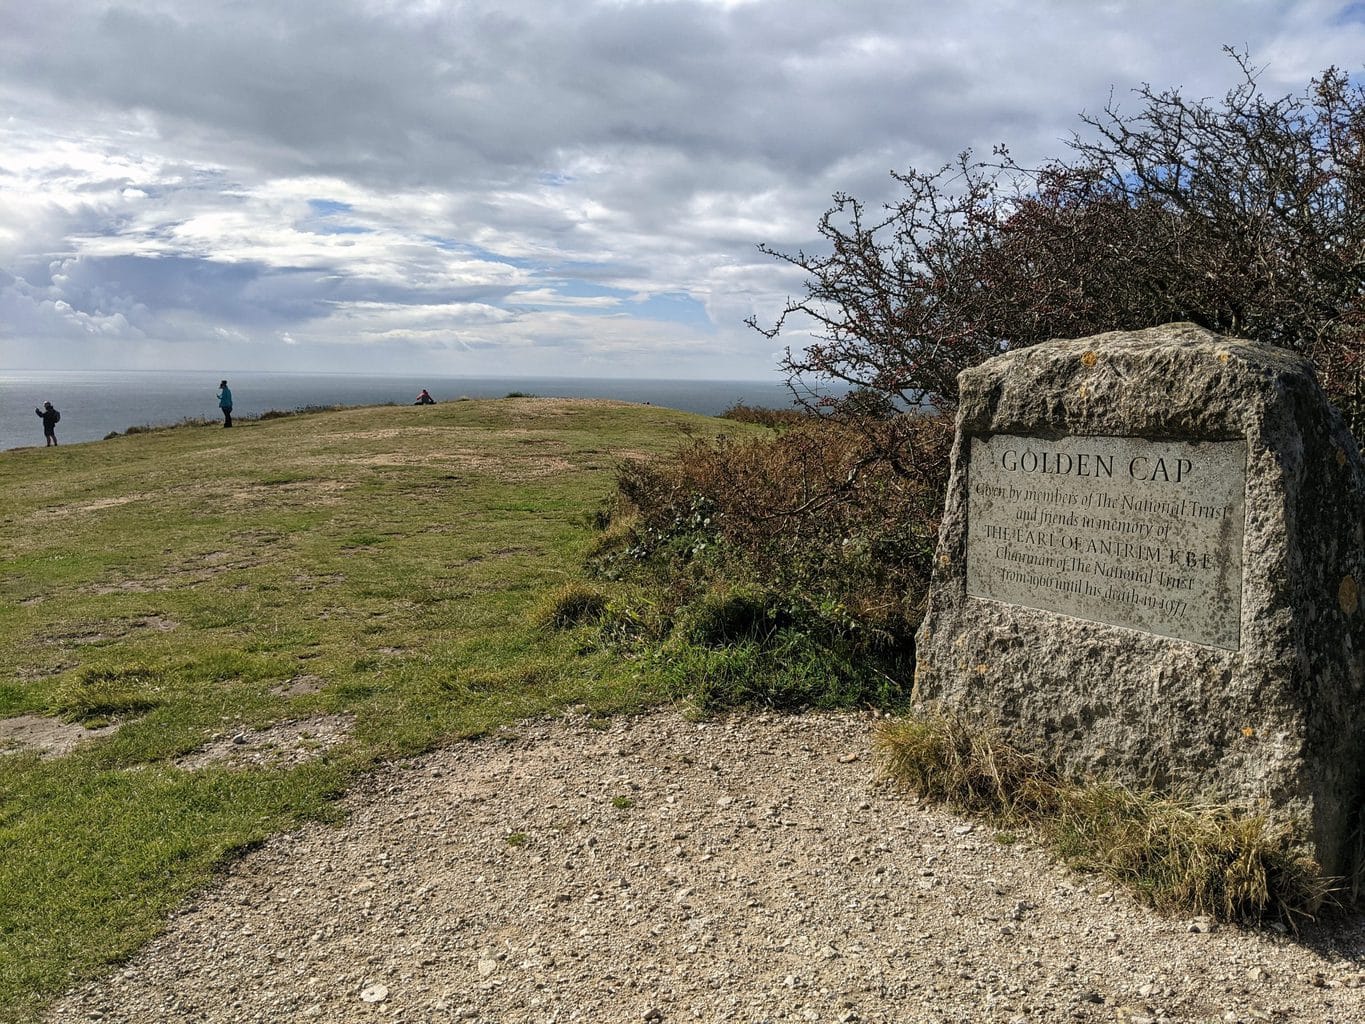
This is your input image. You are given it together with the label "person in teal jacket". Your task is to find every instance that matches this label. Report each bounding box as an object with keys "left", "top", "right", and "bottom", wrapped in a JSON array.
[{"left": 217, "top": 380, "right": 233, "bottom": 428}]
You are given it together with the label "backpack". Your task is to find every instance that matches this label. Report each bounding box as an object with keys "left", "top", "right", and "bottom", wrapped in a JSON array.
[{"left": 51, "top": 408, "right": 60, "bottom": 423}]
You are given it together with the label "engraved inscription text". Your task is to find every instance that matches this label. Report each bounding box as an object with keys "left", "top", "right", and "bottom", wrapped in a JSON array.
[{"left": 965, "top": 435, "right": 1246, "bottom": 649}]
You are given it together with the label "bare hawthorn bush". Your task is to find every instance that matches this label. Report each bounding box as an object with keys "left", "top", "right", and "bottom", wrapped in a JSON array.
[{"left": 756, "top": 51, "right": 1364, "bottom": 439}]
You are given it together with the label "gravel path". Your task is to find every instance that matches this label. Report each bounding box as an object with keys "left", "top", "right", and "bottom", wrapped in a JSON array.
[{"left": 46, "top": 710, "right": 1365, "bottom": 1023}]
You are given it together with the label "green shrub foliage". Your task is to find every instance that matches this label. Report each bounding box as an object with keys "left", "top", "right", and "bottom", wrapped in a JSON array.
[
  {"left": 591, "top": 416, "right": 950, "bottom": 710},
  {"left": 719, "top": 403, "right": 810, "bottom": 428}
]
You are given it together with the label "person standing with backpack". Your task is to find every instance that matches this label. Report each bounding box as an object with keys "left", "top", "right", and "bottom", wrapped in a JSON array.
[{"left": 34, "top": 402, "right": 59, "bottom": 446}]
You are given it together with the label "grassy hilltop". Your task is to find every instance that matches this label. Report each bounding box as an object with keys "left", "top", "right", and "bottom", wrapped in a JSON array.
[
  {"left": 0, "top": 397, "right": 739, "bottom": 1021},
  {"left": 1, "top": 395, "right": 1333, "bottom": 1021}
]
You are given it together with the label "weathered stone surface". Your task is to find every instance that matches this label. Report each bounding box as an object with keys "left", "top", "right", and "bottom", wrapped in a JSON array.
[{"left": 913, "top": 323, "right": 1365, "bottom": 876}]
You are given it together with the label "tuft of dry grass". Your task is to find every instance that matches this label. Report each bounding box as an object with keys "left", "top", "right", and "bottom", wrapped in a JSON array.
[
  {"left": 876, "top": 713, "right": 1334, "bottom": 925},
  {"left": 1049, "top": 785, "right": 1330, "bottom": 925},
  {"left": 47, "top": 666, "right": 163, "bottom": 725},
  {"left": 534, "top": 582, "right": 609, "bottom": 630},
  {"left": 876, "top": 713, "right": 1061, "bottom": 819},
  {"left": 582, "top": 510, "right": 640, "bottom": 563}
]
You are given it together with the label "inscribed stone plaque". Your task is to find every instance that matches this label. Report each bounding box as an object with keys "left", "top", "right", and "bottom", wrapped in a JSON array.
[{"left": 965, "top": 434, "right": 1246, "bottom": 649}]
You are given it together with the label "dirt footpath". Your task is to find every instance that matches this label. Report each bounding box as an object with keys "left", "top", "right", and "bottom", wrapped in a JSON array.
[{"left": 46, "top": 711, "right": 1365, "bottom": 1023}]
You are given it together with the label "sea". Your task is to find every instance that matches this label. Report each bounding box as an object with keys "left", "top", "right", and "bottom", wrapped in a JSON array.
[{"left": 0, "top": 370, "right": 815, "bottom": 451}]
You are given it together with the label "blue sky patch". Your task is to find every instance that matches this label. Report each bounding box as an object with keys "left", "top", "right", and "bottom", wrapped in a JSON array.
[
  {"left": 625, "top": 291, "right": 714, "bottom": 331},
  {"left": 421, "top": 236, "right": 541, "bottom": 269},
  {"left": 314, "top": 224, "right": 372, "bottom": 235},
  {"left": 308, "top": 199, "right": 354, "bottom": 216},
  {"left": 1334, "top": 2, "right": 1365, "bottom": 25}
]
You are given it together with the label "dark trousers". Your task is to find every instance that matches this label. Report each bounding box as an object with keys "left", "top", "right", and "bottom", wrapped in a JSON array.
[{"left": 222, "top": 407, "right": 233, "bottom": 428}]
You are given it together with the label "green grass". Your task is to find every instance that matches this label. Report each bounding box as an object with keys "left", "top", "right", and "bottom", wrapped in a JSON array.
[{"left": 0, "top": 397, "right": 741, "bottom": 1022}]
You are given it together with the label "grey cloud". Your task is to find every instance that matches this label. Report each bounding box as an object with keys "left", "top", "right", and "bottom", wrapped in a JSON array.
[
  {"left": 33, "top": 252, "right": 524, "bottom": 332},
  {"left": 0, "top": 1, "right": 1105, "bottom": 187}
]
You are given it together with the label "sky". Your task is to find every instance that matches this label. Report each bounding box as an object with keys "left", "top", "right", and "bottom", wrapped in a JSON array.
[{"left": 3, "top": 1, "right": 1364, "bottom": 381}]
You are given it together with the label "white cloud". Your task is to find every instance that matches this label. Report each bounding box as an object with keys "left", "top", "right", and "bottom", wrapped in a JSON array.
[{"left": 505, "top": 288, "right": 623, "bottom": 309}]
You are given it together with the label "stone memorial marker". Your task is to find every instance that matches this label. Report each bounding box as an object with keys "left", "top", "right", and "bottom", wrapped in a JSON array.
[{"left": 913, "top": 323, "right": 1365, "bottom": 876}]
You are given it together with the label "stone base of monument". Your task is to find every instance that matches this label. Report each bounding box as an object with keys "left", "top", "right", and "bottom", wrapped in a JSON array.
[{"left": 913, "top": 323, "right": 1365, "bottom": 880}]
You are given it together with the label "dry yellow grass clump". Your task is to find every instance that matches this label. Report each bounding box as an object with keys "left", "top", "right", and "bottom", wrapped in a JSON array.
[{"left": 875, "top": 712, "right": 1333, "bottom": 925}]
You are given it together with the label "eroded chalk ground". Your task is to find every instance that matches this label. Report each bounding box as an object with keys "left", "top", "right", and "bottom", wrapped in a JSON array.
[
  {"left": 0, "top": 715, "right": 117, "bottom": 758},
  {"left": 174, "top": 715, "right": 354, "bottom": 771},
  {"left": 0, "top": 712, "right": 351, "bottom": 769}
]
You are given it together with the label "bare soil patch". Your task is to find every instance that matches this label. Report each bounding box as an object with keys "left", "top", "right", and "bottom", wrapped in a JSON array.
[
  {"left": 94, "top": 551, "right": 265, "bottom": 595},
  {"left": 494, "top": 455, "right": 574, "bottom": 478},
  {"left": 328, "top": 448, "right": 574, "bottom": 478},
  {"left": 136, "top": 615, "right": 178, "bottom": 632},
  {"left": 503, "top": 397, "right": 632, "bottom": 418},
  {"left": 270, "top": 675, "right": 326, "bottom": 697},
  {"left": 0, "top": 714, "right": 118, "bottom": 758},
  {"left": 89, "top": 579, "right": 158, "bottom": 596},
  {"left": 290, "top": 572, "right": 346, "bottom": 591},
  {"left": 29, "top": 493, "right": 157, "bottom": 520},
  {"left": 227, "top": 480, "right": 350, "bottom": 509},
  {"left": 327, "top": 428, "right": 445, "bottom": 442},
  {"left": 16, "top": 660, "right": 76, "bottom": 682},
  {"left": 37, "top": 626, "right": 114, "bottom": 647},
  {"left": 39, "top": 615, "right": 178, "bottom": 645},
  {"left": 174, "top": 715, "right": 354, "bottom": 771}
]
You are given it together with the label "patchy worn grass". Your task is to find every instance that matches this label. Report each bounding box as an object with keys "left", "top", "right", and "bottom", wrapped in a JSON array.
[{"left": 0, "top": 397, "right": 740, "bottom": 1022}]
